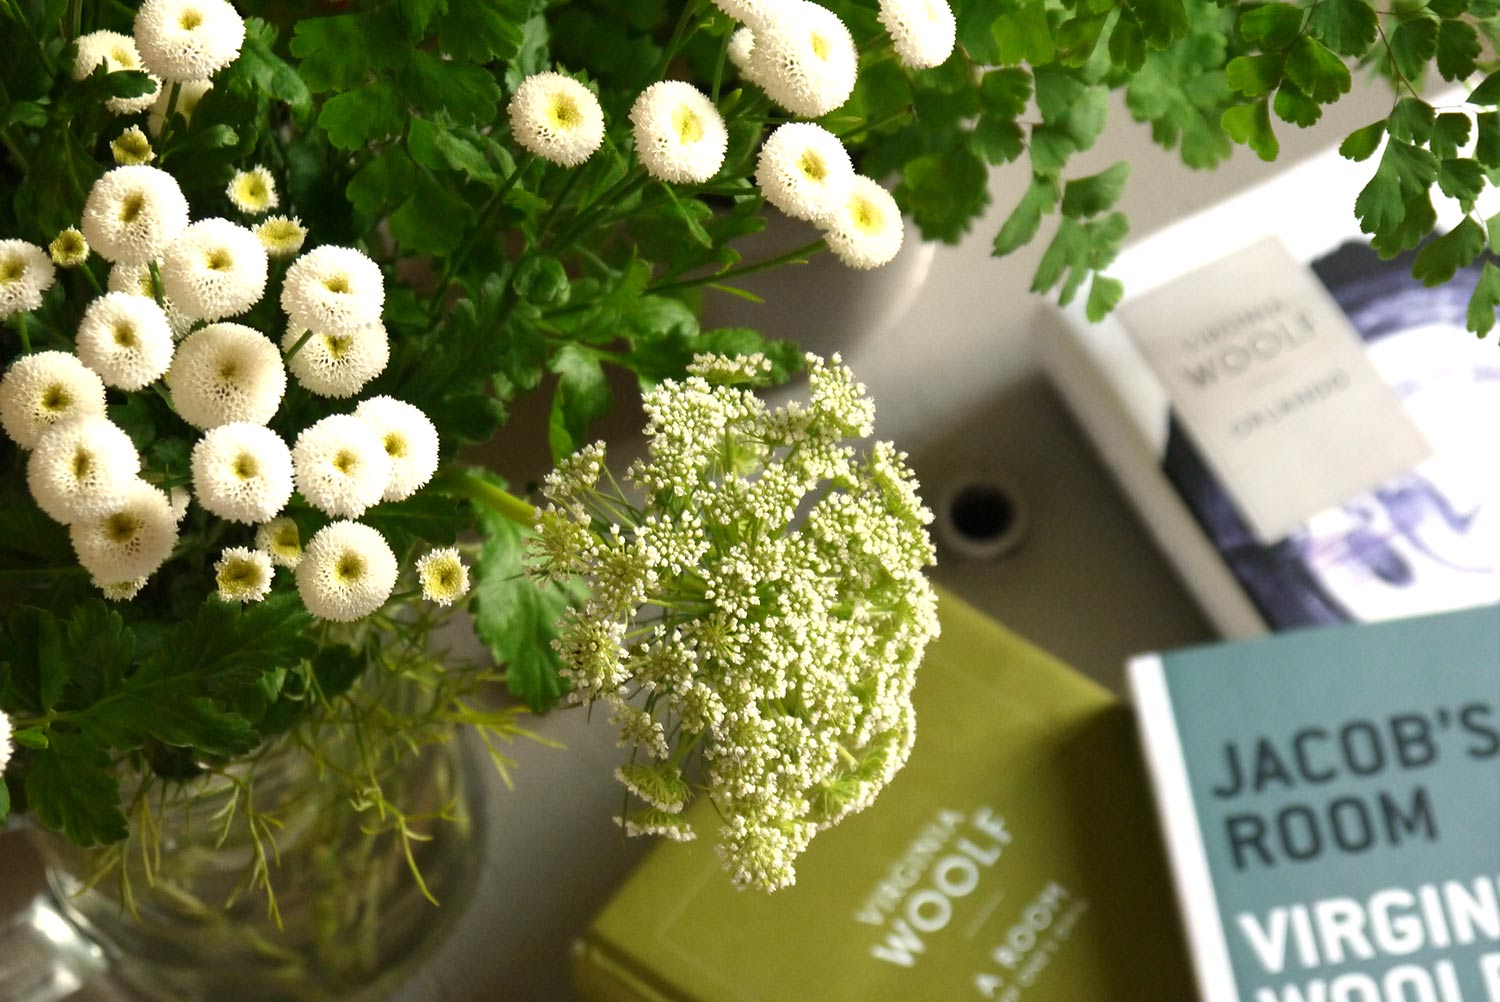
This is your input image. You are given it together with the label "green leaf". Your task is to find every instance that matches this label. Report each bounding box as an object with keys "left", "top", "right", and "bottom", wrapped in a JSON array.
[
  {"left": 1285, "top": 35, "right": 1350, "bottom": 104},
  {"left": 1226, "top": 53, "right": 1282, "bottom": 98},
  {"left": 1412, "top": 217, "right": 1485, "bottom": 285},
  {"left": 978, "top": 68, "right": 1032, "bottom": 119},
  {"left": 1306, "top": 0, "right": 1377, "bottom": 56},
  {"left": 1061, "top": 162, "right": 1131, "bottom": 218},
  {"left": 1389, "top": 16, "right": 1439, "bottom": 83},
  {"left": 1107, "top": 12, "right": 1146, "bottom": 71},
  {"left": 1032, "top": 217, "right": 1092, "bottom": 304},
  {"left": 1471, "top": 70, "right": 1500, "bottom": 107},
  {"left": 991, "top": 3, "right": 1055, "bottom": 66},
  {"left": 1431, "top": 113, "right": 1471, "bottom": 162},
  {"left": 234, "top": 19, "right": 312, "bottom": 115},
  {"left": 660, "top": 184, "right": 713, "bottom": 247},
  {"left": 1126, "top": 0, "right": 1189, "bottom": 47},
  {"left": 362, "top": 494, "right": 465, "bottom": 555},
  {"left": 1239, "top": 3, "right": 1304, "bottom": 48},
  {"left": 513, "top": 255, "right": 571, "bottom": 306},
  {"left": 1436, "top": 19, "right": 1480, "bottom": 82},
  {"left": 347, "top": 147, "right": 418, "bottom": 219},
  {"left": 1371, "top": 191, "right": 1438, "bottom": 258},
  {"left": 1476, "top": 113, "right": 1500, "bottom": 169},
  {"left": 1437, "top": 158, "right": 1485, "bottom": 211},
  {"left": 25, "top": 732, "right": 127, "bottom": 847},
  {"left": 1387, "top": 97, "right": 1435, "bottom": 144},
  {"left": 436, "top": 0, "right": 529, "bottom": 63},
  {"left": 1221, "top": 99, "right": 1279, "bottom": 161},
  {"left": 289, "top": 12, "right": 407, "bottom": 92},
  {"left": 398, "top": 0, "right": 448, "bottom": 34},
  {"left": 1465, "top": 261, "right": 1500, "bottom": 334},
  {"left": 1274, "top": 81, "right": 1322, "bottom": 128},
  {"left": 388, "top": 170, "right": 470, "bottom": 255},
  {"left": 1341, "top": 120, "right": 1387, "bottom": 162},
  {"left": 1085, "top": 274, "right": 1125, "bottom": 321},
  {"left": 400, "top": 51, "right": 502, "bottom": 126},
  {"left": 407, "top": 119, "right": 499, "bottom": 187},
  {"left": 0, "top": 607, "right": 64, "bottom": 714},
  {"left": 898, "top": 148, "right": 990, "bottom": 244},
  {"left": 1355, "top": 139, "right": 1437, "bottom": 238},
  {"left": 60, "top": 600, "right": 135, "bottom": 707},
  {"left": 318, "top": 81, "right": 405, "bottom": 150},
  {"left": 548, "top": 345, "right": 614, "bottom": 461},
  {"left": 971, "top": 115, "right": 1025, "bottom": 165},
  {"left": 993, "top": 176, "right": 1060, "bottom": 257}
]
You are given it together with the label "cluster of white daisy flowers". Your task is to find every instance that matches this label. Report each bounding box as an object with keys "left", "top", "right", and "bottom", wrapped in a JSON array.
[{"left": 528, "top": 352, "right": 939, "bottom": 891}]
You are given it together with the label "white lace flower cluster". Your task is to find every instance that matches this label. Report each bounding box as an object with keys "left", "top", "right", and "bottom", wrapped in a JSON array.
[{"left": 529, "top": 353, "right": 939, "bottom": 891}]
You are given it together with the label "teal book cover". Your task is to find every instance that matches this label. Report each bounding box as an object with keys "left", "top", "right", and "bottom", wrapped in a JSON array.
[{"left": 1130, "top": 605, "right": 1500, "bottom": 1002}]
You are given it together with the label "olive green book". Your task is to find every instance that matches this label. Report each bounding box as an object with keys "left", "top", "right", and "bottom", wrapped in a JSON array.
[{"left": 572, "top": 591, "right": 1196, "bottom": 1001}]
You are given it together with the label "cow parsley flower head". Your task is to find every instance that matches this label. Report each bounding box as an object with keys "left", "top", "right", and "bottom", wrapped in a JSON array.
[
  {"left": 73, "top": 30, "right": 162, "bottom": 115},
  {"left": 70, "top": 480, "right": 179, "bottom": 584},
  {"left": 160, "top": 217, "right": 268, "bottom": 321},
  {"left": 49, "top": 228, "right": 90, "bottom": 268},
  {"left": 215, "top": 546, "right": 273, "bottom": 603},
  {"left": 353, "top": 396, "right": 439, "bottom": 502},
  {"left": 630, "top": 81, "right": 728, "bottom": 185},
  {"left": 821, "top": 176, "right": 904, "bottom": 270},
  {"left": 0, "top": 351, "right": 108, "bottom": 449},
  {"left": 281, "top": 245, "right": 384, "bottom": 337},
  {"left": 291, "top": 414, "right": 392, "bottom": 518},
  {"left": 878, "top": 0, "right": 956, "bottom": 68},
  {"left": 528, "top": 353, "right": 938, "bottom": 891},
  {"left": 256, "top": 516, "right": 302, "bottom": 568},
  {"left": 27, "top": 417, "right": 142, "bottom": 525},
  {"left": 107, "top": 261, "right": 193, "bottom": 339},
  {"left": 81, "top": 165, "right": 190, "bottom": 266},
  {"left": 147, "top": 78, "right": 211, "bottom": 136},
  {"left": 416, "top": 547, "right": 470, "bottom": 606},
  {"left": 755, "top": 122, "right": 854, "bottom": 222},
  {"left": 748, "top": 1, "right": 858, "bottom": 119},
  {"left": 227, "top": 166, "right": 278, "bottom": 215},
  {"left": 191, "top": 422, "right": 294, "bottom": 524},
  {"left": 133, "top": 0, "right": 246, "bottom": 82},
  {"left": 254, "top": 215, "right": 306, "bottom": 258},
  {"left": 0, "top": 240, "right": 56, "bottom": 319},
  {"left": 111, "top": 126, "right": 155, "bottom": 166},
  {"left": 508, "top": 72, "right": 606, "bottom": 168},
  {"left": 166, "top": 322, "right": 286, "bottom": 429},
  {"left": 281, "top": 322, "right": 389, "bottom": 398},
  {"left": 75, "top": 292, "right": 176, "bottom": 390},
  {"left": 295, "top": 521, "right": 398, "bottom": 622}
]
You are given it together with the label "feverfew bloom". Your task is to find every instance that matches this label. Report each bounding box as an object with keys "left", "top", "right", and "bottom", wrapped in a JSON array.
[
  {"left": 111, "top": 125, "right": 155, "bottom": 165},
  {"left": 295, "top": 521, "right": 398, "bottom": 622},
  {"left": 73, "top": 30, "right": 161, "bottom": 115},
  {"left": 107, "top": 261, "right": 194, "bottom": 339},
  {"left": 254, "top": 215, "right": 305, "bottom": 258},
  {"left": 728, "top": 28, "right": 761, "bottom": 84},
  {"left": 70, "top": 480, "right": 179, "bottom": 584},
  {"left": 227, "top": 166, "right": 278, "bottom": 215},
  {"left": 755, "top": 122, "right": 854, "bottom": 222},
  {"left": 415, "top": 548, "right": 470, "bottom": 606},
  {"left": 280, "top": 246, "right": 384, "bottom": 337},
  {"left": 214, "top": 546, "right": 273, "bottom": 603},
  {"left": 147, "top": 78, "right": 211, "bottom": 136},
  {"left": 26, "top": 417, "right": 142, "bottom": 525},
  {"left": 49, "top": 228, "right": 89, "bottom": 268},
  {"left": 0, "top": 241, "right": 56, "bottom": 319},
  {"left": 81, "top": 165, "right": 190, "bottom": 265},
  {"left": 169, "top": 485, "right": 191, "bottom": 522},
  {"left": 256, "top": 516, "right": 302, "bottom": 568},
  {"left": 160, "top": 218, "right": 269, "bottom": 320},
  {"left": 712, "top": 0, "right": 793, "bottom": 29},
  {"left": 133, "top": 0, "right": 246, "bottom": 82},
  {"left": 166, "top": 323, "right": 286, "bottom": 429},
  {"left": 292, "top": 414, "right": 392, "bottom": 518},
  {"left": 630, "top": 81, "right": 728, "bottom": 185},
  {"left": 528, "top": 353, "right": 938, "bottom": 891},
  {"left": 281, "top": 323, "right": 389, "bottom": 398},
  {"left": 0, "top": 351, "right": 108, "bottom": 448},
  {"left": 191, "top": 422, "right": 294, "bottom": 524},
  {"left": 508, "top": 72, "right": 605, "bottom": 168},
  {"left": 353, "top": 396, "right": 438, "bottom": 501},
  {"left": 96, "top": 576, "right": 149, "bottom": 601},
  {"left": 748, "top": 1, "right": 858, "bottom": 119},
  {"left": 821, "top": 176, "right": 904, "bottom": 270},
  {"left": 878, "top": 0, "right": 956, "bottom": 69},
  {"left": 74, "top": 292, "right": 176, "bottom": 390}
]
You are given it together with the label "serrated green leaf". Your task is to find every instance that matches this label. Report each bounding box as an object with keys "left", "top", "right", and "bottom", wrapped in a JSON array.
[
  {"left": 1274, "top": 81, "right": 1322, "bottom": 127},
  {"left": 1307, "top": 0, "right": 1377, "bottom": 55},
  {"left": 1436, "top": 19, "right": 1480, "bottom": 82},
  {"left": 1108, "top": 12, "right": 1146, "bottom": 71},
  {"left": 1061, "top": 162, "right": 1131, "bottom": 218},
  {"left": 398, "top": 0, "right": 448, "bottom": 34},
  {"left": 971, "top": 115, "right": 1026, "bottom": 165},
  {"left": 235, "top": 19, "right": 312, "bottom": 115},
  {"left": 1389, "top": 16, "right": 1439, "bottom": 83},
  {"left": 1055, "top": 14, "right": 1108, "bottom": 66},
  {"left": 436, "top": 0, "right": 529, "bottom": 63},
  {"left": 979, "top": 68, "right": 1032, "bottom": 119},
  {"left": 400, "top": 51, "right": 502, "bottom": 126},
  {"left": 994, "top": 176, "right": 1059, "bottom": 257},
  {"left": 1085, "top": 274, "right": 1125, "bottom": 321},
  {"left": 289, "top": 12, "right": 407, "bottom": 92},
  {"left": 362, "top": 494, "right": 465, "bottom": 555},
  {"left": 1388, "top": 97, "right": 1435, "bottom": 144},
  {"left": 1222, "top": 99, "right": 1279, "bottom": 160},
  {"left": 388, "top": 170, "right": 469, "bottom": 255},
  {"left": 25, "top": 732, "right": 127, "bottom": 847},
  {"left": 1413, "top": 217, "right": 1485, "bottom": 285},
  {"left": 1240, "top": 3, "right": 1303, "bottom": 47},
  {"left": 1466, "top": 261, "right": 1500, "bottom": 334},
  {"left": 318, "top": 81, "right": 405, "bottom": 150},
  {"left": 1339, "top": 120, "right": 1386, "bottom": 162},
  {"left": 1285, "top": 35, "right": 1350, "bottom": 104},
  {"left": 61, "top": 600, "right": 134, "bottom": 707},
  {"left": 898, "top": 148, "right": 991, "bottom": 244},
  {"left": 991, "top": 3, "right": 1055, "bottom": 66},
  {"left": 1226, "top": 53, "right": 1282, "bottom": 98},
  {"left": 0, "top": 607, "right": 64, "bottom": 714},
  {"left": 1471, "top": 70, "right": 1500, "bottom": 106},
  {"left": 548, "top": 345, "right": 614, "bottom": 461},
  {"left": 1371, "top": 191, "right": 1438, "bottom": 258},
  {"left": 1477, "top": 113, "right": 1500, "bottom": 168},
  {"left": 1032, "top": 217, "right": 1092, "bottom": 304},
  {"left": 347, "top": 148, "right": 417, "bottom": 219},
  {"left": 1438, "top": 158, "right": 1485, "bottom": 210},
  {"left": 1432, "top": 113, "right": 1472, "bottom": 162},
  {"left": 407, "top": 118, "right": 499, "bottom": 187},
  {"left": 1127, "top": 0, "right": 1189, "bottom": 47}
]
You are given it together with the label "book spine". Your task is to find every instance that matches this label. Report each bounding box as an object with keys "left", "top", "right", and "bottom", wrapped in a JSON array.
[{"left": 572, "top": 936, "right": 692, "bottom": 1002}]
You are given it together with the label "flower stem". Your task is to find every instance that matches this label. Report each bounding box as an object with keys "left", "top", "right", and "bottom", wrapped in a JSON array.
[
  {"left": 155, "top": 82, "right": 182, "bottom": 160},
  {"left": 78, "top": 260, "right": 104, "bottom": 295},
  {"left": 282, "top": 327, "right": 316, "bottom": 363},
  {"left": 148, "top": 260, "right": 165, "bottom": 305},
  {"left": 433, "top": 469, "right": 538, "bottom": 527},
  {"left": 648, "top": 237, "right": 826, "bottom": 296},
  {"left": 17, "top": 312, "right": 31, "bottom": 353},
  {"left": 427, "top": 152, "right": 536, "bottom": 322}
]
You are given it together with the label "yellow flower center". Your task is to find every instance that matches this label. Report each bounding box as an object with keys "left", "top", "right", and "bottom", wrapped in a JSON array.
[
  {"left": 111, "top": 45, "right": 135, "bottom": 66},
  {"left": 179, "top": 9, "right": 203, "bottom": 30},
  {"left": 232, "top": 453, "right": 258, "bottom": 479},
  {"left": 323, "top": 275, "right": 350, "bottom": 294},
  {"left": 547, "top": 93, "right": 583, "bottom": 130},
  {"left": 332, "top": 449, "right": 358, "bottom": 474},
  {"left": 41, "top": 384, "right": 71, "bottom": 411},
  {"left": 119, "top": 192, "right": 146, "bottom": 224},
  {"left": 72, "top": 448, "right": 93, "bottom": 480},
  {"left": 112, "top": 321, "right": 138, "bottom": 347},
  {"left": 205, "top": 248, "right": 233, "bottom": 272},
  {"left": 220, "top": 560, "right": 260, "bottom": 589},
  {"left": 850, "top": 195, "right": 883, "bottom": 234},
  {"left": 105, "top": 512, "right": 141, "bottom": 545},
  {"left": 810, "top": 32, "right": 830, "bottom": 60},
  {"left": 217, "top": 360, "right": 240, "bottom": 382},
  {"left": 323, "top": 334, "right": 352, "bottom": 360},
  {"left": 798, "top": 151, "right": 827, "bottom": 182},
  {"left": 383, "top": 432, "right": 407, "bottom": 458},
  {"left": 0, "top": 256, "right": 24, "bottom": 283},
  {"left": 273, "top": 525, "right": 299, "bottom": 551},
  {"left": 335, "top": 552, "right": 364, "bottom": 584},
  {"left": 673, "top": 105, "right": 704, "bottom": 145}
]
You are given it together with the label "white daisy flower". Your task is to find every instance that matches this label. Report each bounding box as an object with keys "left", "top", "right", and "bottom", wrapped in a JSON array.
[
  {"left": 280, "top": 245, "right": 384, "bottom": 338},
  {"left": 415, "top": 547, "right": 470, "bottom": 606},
  {"left": 81, "top": 165, "right": 190, "bottom": 266},
  {"left": 74, "top": 292, "right": 176, "bottom": 390},
  {"left": 106, "top": 261, "right": 194, "bottom": 339},
  {"left": 166, "top": 322, "right": 286, "bottom": 429},
  {"left": 0, "top": 351, "right": 108, "bottom": 449},
  {"left": 0, "top": 241, "right": 56, "bottom": 319},
  {"left": 146, "top": 78, "right": 211, "bottom": 137},
  {"left": 878, "top": 0, "right": 956, "bottom": 69},
  {"left": 291, "top": 414, "right": 392, "bottom": 518},
  {"left": 0, "top": 710, "right": 10, "bottom": 774},
  {"left": 73, "top": 30, "right": 162, "bottom": 115},
  {"left": 111, "top": 125, "right": 155, "bottom": 166},
  {"left": 190, "top": 422, "right": 294, "bottom": 524},
  {"left": 255, "top": 515, "right": 302, "bottom": 568},
  {"left": 748, "top": 1, "right": 858, "bottom": 119},
  {"left": 26, "top": 417, "right": 142, "bottom": 525},
  {"left": 254, "top": 215, "right": 306, "bottom": 258},
  {"left": 712, "top": 0, "right": 793, "bottom": 29},
  {"left": 160, "top": 218, "right": 268, "bottom": 321},
  {"left": 295, "top": 520, "right": 398, "bottom": 622},
  {"left": 215, "top": 545, "right": 274, "bottom": 603},
  {"left": 281, "top": 322, "right": 389, "bottom": 399},
  {"left": 95, "top": 575, "right": 149, "bottom": 601},
  {"left": 630, "top": 81, "right": 728, "bottom": 185},
  {"left": 169, "top": 484, "right": 191, "bottom": 522},
  {"left": 226, "top": 166, "right": 278, "bottom": 215},
  {"left": 49, "top": 228, "right": 90, "bottom": 268},
  {"left": 70, "top": 480, "right": 178, "bottom": 584},
  {"left": 352, "top": 396, "right": 439, "bottom": 502},
  {"left": 821, "top": 175, "right": 904, "bottom": 269},
  {"left": 728, "top": 28, "right": 761, "bottom": 84},
  {"left": 754, "top": 122, "right": 854, "bottom": 222},
  {"left": 508, "top": 71, "right": 606, "bottom": 168},
  {"left": 133, "top": 0, "right": 245, "bottom": 82}
]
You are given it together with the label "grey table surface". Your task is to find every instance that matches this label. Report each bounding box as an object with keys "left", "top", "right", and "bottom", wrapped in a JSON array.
[{"left": 0, "top": 86, "right": 1394, "bottom": 1001}]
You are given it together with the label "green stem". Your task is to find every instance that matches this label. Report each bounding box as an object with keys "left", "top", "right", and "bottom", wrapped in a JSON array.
[
  {"left": 0, "top": 123, "right": 30, "bottom": 173},
  {"left": 649, "top": 237, "right": 826, "bottom": 296},
  {"left": 155, "top": 82, "right": 182, "bottom": 159},
  {"left": 148, "top": 260, "right": 165, "bottom": 305},
  {"left": 549, "top": 168, "right": 648, "bottom": 257},
  {"left": 78, "top": 260, "right": 104, "bottom": 295},
  {"left": 837, "top": 105, "right": 914, "bottom": 141},
  {"left": 282, "top": 327, "right": 316, "bottom": 363},
  {"left": 17, "top": 312, "right": 31, "bottom": 353},
  {"left": 711, "top": 24, "right": 733, "bottom": 103},
  {"left": 433, "top": 469, "right": 538, "bottom": 527},
  {"left": 68, "top": 0, "right": 81, "bottom": 38},
  {"left": 654, "top": 0, "right": 707, "bottom": 79},
  {"left": 426, "top": 153, "right": 536, "bottom": 323}
]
